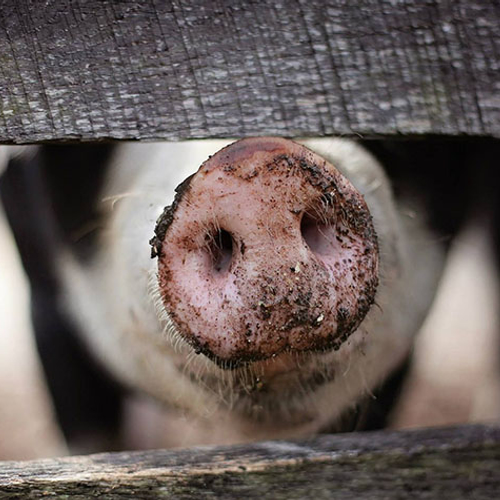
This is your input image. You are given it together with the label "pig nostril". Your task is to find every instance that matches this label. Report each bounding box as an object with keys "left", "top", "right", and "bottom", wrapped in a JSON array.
[
  {"left": 300, "top": 214, "right": 336, "bottom": 257},
  {"left": 209, "top": 229, "right": 233, "bottom": 274}
]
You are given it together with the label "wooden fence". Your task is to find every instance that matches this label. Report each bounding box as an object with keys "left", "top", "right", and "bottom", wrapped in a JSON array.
[
  {"left": 0, "top": 0, "right": 498, "bottom": 143},
  {"left": 0, "top": 424, "right": 499, "bottom": 498},
  {"left": 0, "top": 1, "right": 499, "bottom": 497}
]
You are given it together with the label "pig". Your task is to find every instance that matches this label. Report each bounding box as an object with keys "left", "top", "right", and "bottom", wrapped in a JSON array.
[{"left": 1, "top": 136, "right": 474, "bottom": 453}]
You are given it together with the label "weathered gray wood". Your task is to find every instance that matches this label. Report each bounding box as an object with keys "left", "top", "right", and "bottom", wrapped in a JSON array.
[
  {"left": 0, "top": 0, "right": 498, "bottom": 144},
  {"left": 0, "top": 424, "right": 498, "bottom": 498}
]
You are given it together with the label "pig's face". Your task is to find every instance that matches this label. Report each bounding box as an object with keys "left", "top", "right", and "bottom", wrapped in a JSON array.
[{"left": 61, "top": 137, "right": 443, "bottom": 434}]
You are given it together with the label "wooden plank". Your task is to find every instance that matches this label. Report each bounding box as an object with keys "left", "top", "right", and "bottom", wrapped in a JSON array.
[
  {"left": 0, "top": 0, "right": 498, "bottom": 144},
  {"left": 0, "top": 424, "right": 498, "bottom": 498}
]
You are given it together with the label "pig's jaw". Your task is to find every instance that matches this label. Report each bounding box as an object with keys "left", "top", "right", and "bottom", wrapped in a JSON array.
[
  {"left": 153, "top": 137, "right": 379, "bottom": 369},
  {"left": 154, "top": 294, "right": 374, "bottom": 427}
]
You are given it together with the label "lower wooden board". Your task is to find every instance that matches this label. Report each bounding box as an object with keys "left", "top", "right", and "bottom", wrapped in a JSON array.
[{"left": 0, "top": 424, "right": 498, "bottom": 498}]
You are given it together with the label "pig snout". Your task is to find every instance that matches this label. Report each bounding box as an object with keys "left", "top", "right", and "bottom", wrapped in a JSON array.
[{"left": 150, "top": 137, "right": 379, "bottom": 367}]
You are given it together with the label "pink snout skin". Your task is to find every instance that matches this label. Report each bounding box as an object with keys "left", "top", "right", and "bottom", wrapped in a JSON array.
[{"left": 150, "top": 137, "right": 379, "bottom": 368}]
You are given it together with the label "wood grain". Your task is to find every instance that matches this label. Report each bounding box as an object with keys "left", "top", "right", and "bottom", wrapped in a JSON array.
[
  {"left": 0, "top": 0, "right": 498, "bottom": 144},
  {"left": 0, "top": 424, "right": 498, "bottom": 498}
]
